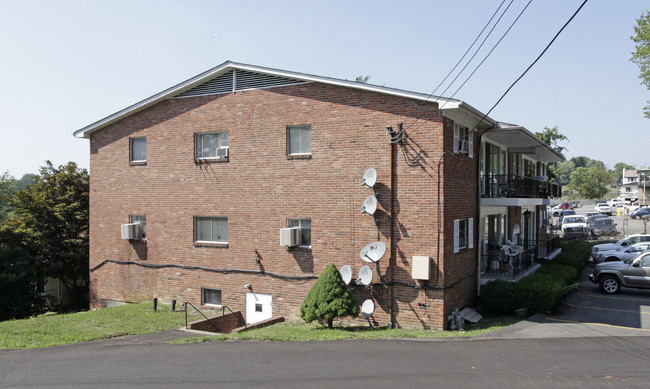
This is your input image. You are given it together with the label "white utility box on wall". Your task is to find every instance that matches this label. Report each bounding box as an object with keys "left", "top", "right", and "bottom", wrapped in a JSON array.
[{"left": 411, "top": 256, "right": 431, "bottom": 280}]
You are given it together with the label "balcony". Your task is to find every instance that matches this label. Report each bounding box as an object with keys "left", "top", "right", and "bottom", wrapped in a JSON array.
[
  {"left": 481, "top": 174, "right": 561, "bottom": 199},
  {"left": 481, "top": 235, "right": 560, "bottom": 283}
]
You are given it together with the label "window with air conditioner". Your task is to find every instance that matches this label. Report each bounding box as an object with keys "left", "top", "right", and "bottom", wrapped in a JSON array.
[
  {"left": 287, "top": 125, "right": 311, "bottom": 156},
  {"left": 130, "top": 137, "right": 146, "bottom": 163},
  {"left": 129, "top": 214, "right": 146, "bottom": 239},
  {"left": 287, "top": 218, "right": 311, "bottom": 247},
  {"left": 194, "top": 216, "right": 228, "bottom": 243},
  {"left": 195, "top": 131, "right": 229, "bottom": 160},
  {"left": 453, "top": 123, "right": 473, "bottom": 157}
]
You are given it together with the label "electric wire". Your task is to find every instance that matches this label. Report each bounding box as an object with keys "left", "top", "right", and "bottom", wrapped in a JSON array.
[
  {"left": 407, "top": 0, "right": 511, "bottom": 130},
  {"left": 469, "top": 0, "right": 589, "bottom": 134},
  {"left": 438, "top": 0, "right": 534, "bottom": 111}
]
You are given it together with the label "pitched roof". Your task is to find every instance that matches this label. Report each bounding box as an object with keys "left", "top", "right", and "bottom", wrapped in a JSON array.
[{"left": 73, "top": 61, "right": 496, "bottom": 139}]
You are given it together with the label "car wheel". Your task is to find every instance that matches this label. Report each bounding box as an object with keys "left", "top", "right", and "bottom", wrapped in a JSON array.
[{"left": 599, "top": 275, "right": 620, "bottom": 294}]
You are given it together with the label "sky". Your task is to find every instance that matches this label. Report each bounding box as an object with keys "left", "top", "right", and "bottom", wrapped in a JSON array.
[{"left": 1, "top": 0, "right": 648, "bottom": 178}]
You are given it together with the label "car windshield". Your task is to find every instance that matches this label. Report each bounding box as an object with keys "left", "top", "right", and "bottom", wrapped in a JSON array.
[{"left": 594, "top": 220, "right": 612, "bottom": 226}]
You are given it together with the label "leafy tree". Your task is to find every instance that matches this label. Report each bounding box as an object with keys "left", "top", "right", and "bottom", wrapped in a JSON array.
[
  {"left": 0, "top": 227, "right": 46, "bottom": 321},
  {"left": 0, "top": 172, "right": 15, "bottom": 221},
  {"left": 566, "top": 167, "right": 612, "bottom": 199},
  {"left": 611, "top": 162, "right": 636, "bottom": 185},
  {"left": 535, "top": 126, "right": 568, "bottom": 157},
  {"left": 630, "top": 10, "right": 650, "bottom": 118},
  {"left": 555, "top": 160, "right": 575, "bottom": 185},
  {"left": 300, "top": 264, "right": 360, "bottom": 328},
  {"left": 10, "top": 161, "right": 89, "bottom": 309}
]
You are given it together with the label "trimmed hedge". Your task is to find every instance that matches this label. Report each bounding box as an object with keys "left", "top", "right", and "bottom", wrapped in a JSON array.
[{"left": 479, "top": 240, "right": 592, "bottom": 315}]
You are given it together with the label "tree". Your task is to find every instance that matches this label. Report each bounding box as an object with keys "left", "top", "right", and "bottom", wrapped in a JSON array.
[
  {"left": 0, "top": 227, "right": 46, "bottom": 321},
  {"left": 535, "top": 126, "right": 568, "bottom": 157},
  {"left": 630, "top": 10, "right": 650, "bottom": 118},
  {"left": 10, "top": 161, "right": 89, "bottom": 309},
  {"left": 566, "top": 167, "right": 612, "bottom": 199},
  {"left": 612, "top": 162, "right": 636, "bottom": 185},
  {"left": 300, "top": 264, "right": 360, "bottom": 328}
]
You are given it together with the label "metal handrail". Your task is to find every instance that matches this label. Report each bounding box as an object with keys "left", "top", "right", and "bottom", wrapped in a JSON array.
[{"left": 184, "top": 302, "right": 221, "bottom": 332}]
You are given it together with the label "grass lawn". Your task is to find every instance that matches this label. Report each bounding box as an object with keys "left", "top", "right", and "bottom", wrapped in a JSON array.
[
  {"left": 0, "top": 302, "right": 201, "bottom": 350},
  {"left": 0, "top": 303, "right": 521, "bottom": 350},
  {"left": 173, "top": 314, "right": 522, "bottom": 343}
]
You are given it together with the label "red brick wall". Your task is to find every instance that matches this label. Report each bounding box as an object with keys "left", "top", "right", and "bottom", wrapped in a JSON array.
[{"left": 88, "top": 82, "right": 477, "bottom": 329}]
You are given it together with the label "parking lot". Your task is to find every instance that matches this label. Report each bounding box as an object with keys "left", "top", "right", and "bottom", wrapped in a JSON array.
[{"left": 549, "top": 200, "right": 650, "bottom": 331}]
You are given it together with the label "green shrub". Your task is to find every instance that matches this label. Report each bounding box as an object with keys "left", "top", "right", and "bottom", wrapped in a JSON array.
[
  {"left": 300, "top": 264, "right": 360, "bottom": 328},
  {"left": 479, "top": 280, "right": 517, "bottom": 314},
  {"left": 514, "top": 274, "right": 570, "bottom": 314},
  {"left": 535, "top": 263, "right": 578, "bottom": 285}
]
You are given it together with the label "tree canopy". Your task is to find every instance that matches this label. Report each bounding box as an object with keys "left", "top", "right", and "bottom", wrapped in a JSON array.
[
  {"left": 535, "top": 126, "right": 568, "bottom": 157},
  {"left": 9, "top": 161, "right": 89, "bottom": 309},
  {"left": 566, "top": 166, "right": 612, "bottom": 199},
  {"left": 630, "top": 10, "right": 650, "bottom": 118}
]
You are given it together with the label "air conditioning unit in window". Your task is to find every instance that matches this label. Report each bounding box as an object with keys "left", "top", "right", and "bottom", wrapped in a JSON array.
[
  {"left": 280, "top": 227, "right": 301, "bottom": 247},
  {"left": 121, "top": 223, "right": 142, "bottom": 240},
  {"left": 459, "top": 140, "right": 469, "bottom": 154},
  {"left": 216, "top": 148, "right": 229, "bottom": 158}
]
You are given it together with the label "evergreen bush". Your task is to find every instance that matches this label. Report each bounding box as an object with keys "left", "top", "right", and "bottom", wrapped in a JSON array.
[{"left": 300, "top": 264, "right": 360, "bottom": 328}]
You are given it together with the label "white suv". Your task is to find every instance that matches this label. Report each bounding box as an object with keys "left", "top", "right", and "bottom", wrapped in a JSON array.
[{"left": 592, "top": 234, "right": 650, "bottom": 258}]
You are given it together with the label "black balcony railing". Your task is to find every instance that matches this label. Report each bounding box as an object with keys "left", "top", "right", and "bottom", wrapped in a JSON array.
[
  {"left": 481, "top": 174, "right": 562, "bottom": 199},
  {"left": 482, "top": 235, "right": 560, "bottom": 280}
]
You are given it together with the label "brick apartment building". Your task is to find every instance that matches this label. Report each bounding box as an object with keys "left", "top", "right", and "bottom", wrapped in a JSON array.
[{"left": 74, "top": 61, "right": 562, "bottom": 329}]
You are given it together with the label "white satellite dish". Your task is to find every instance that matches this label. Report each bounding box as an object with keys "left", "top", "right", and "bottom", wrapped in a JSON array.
[
  {"left": 356, "top": 265, "right": 373, "bottom": 286},
  {"left": 360, "top": 168, "right": 377, "bottom": 188},
  {"left": 359, "top": 241, "right": 386, "bottom": 263},
  {"left": 360, "top": 195, "right": 378, "bottom": 215},
  {"left": 339, "top": 265, "right": 352, "bottom": 285},
  {"left": 361, "top": 299, "right": 375, "bottom": 319}
]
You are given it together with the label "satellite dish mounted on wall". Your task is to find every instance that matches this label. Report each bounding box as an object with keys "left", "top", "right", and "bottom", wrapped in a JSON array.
[
  {"left": 339, "top": 265, "right": 352, "bottom": 285},
  {"left": 360, "top": 195, "right": 378, "bottom": 215},
  {"left": 360, "top": 168, "right": 377, "bottom": 188},
  {"left": 361, "top": 299, "right": 375, "bottom": 319},
  {"left": 360, "top": 241, "right": 386, "bottom": 263},
  {"left": 356, "top": 265, "right": 373, "bottom": 286}
]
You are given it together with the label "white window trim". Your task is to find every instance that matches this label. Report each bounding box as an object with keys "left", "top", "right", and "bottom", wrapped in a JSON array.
[
  {"left": 454, "top": 218, "right": 473, "bottom": 252},
  {"left": 130, "top": 137, "right": 146, "bottom": 162},
  {"left": 194, "top": 216, "right": 228, "bottom": 244},
  {"left": 453, "top": 123, "right": 473, "bottom": 158},
  {"left": 287, "top": 125, "right": 312, "bottom": 156},
  {"left": 195, "top": 131, "right": 229, "bottom": 160},
  {"left": 201, "top": 287, "right": 222, "bottom": 306},
  {"left": 287, "top": 218, "right": 311, "bottom": 248}
]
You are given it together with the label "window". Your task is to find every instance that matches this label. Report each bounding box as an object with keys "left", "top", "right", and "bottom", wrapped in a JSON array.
[
  {"left": 130, "top": 137, "right": 146, "bottom": 162},
  {"left": 453, "top": 123, "right": 473, "bottom": 157},
  {"left": 287, "top": 125, "right": 311, "bottom": 155},
  {"left": 287, "top": 218, "right": 311, "bottom": 247},
  {"left": 129, "top": 214, "right": 146, "bottom": 239},
  {"left": 194, "top": 217, "right": 228, "bottom": 243},
  {"left": 454, "top": 218, "right": 474, "bottom": 253},
  {"left": 202, "top": 288, "right": 222, "bottom": 306},
  {"left": 195, "top": 132, "right": 229, "bottom": 160}
]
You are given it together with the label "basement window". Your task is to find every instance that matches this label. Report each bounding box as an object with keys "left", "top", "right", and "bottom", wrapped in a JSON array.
[{"left": 202, "top": 288, "right": 222, "bottom": 306}]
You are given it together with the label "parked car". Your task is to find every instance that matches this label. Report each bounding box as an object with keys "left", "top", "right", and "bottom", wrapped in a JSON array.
[
  {"left": 629, "top": 207, "right": 650, "bottom": 220},
  {"left": 568, "top": 200, "right": 582, "bottom": 208},
  {"left": 589, "top": 251, "right": 650, "bottom": 294},
  {"left": 591, "top": 242, "right": 650, "bottom": 263},
  {"left": 594, "top": 203, "right": 612, "bottom": 215},
  {"left": 591, "top": 234, "right": 650, "bottom": 257},
  {"left": 589, "top": 217, "right": 617, "bottom": 239},
  {"left": 559, "top": 209, "right": 575, "bottom": 223},
  {"left": 585, "top": 211, "right": 601, "bottom": 219},
  {"left": 559, "top": 202, "right": 571, "bottom": 209},
  {"left": 561, "top": 215, "right": 588, "bottom": 238}
]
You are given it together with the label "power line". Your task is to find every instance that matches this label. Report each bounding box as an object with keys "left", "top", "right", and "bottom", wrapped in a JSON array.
[
  {"left": 439, "top": 0, "right": 534, "bottom": 111},
  {"left": 470, "top": 0, "right": 589, "bottom": 134}
]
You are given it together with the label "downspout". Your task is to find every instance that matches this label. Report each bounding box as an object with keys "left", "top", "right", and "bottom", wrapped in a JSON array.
[{"left": 388, "top": 130, "right": 396, "bottom": 328}]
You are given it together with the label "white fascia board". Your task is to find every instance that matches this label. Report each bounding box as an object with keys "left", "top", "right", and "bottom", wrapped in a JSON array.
[{"left": 73, "top": 61, "right": 491, "bottom": 139}]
